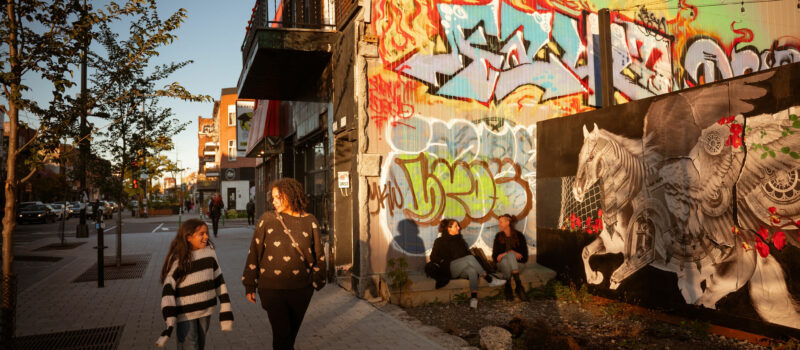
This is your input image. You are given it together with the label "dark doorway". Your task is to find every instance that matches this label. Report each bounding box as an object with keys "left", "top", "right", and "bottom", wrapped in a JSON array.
[{"left": 227, "top": 188, "right": 236, "bottom": 211}]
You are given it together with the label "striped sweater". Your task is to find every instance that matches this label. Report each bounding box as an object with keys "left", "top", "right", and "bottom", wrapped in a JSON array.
[{"left": 157, "top": 246, "right": 233, "bottom": 346}]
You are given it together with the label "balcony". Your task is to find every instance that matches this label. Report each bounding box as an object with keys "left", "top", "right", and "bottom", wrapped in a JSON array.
[
  {"left": 238, "top": 0, "right": 351, "bottom": 101},
  {"left": 196, "top": 175, "right": 219, "bottom": 191}
]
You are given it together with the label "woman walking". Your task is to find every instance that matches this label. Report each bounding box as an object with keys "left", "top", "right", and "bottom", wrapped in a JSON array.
[
  {"left": 242, "top": 178, "right": 326, "bottom": 349},
  {"left": 156, "top": 219, "right": 234, "bottom": 349},
  {"left": 209, "top": 193, "right": 224, "bottom": 237},
  {"left": 492, "top": 214, "right": 529, "bottom": 301},
  {"left": 430, "top": 219, "right": 505, "bottom": 309}
]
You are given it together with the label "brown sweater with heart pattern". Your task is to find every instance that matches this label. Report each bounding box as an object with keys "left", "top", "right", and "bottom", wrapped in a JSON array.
[{"left": 242, "top": 211, "right": 325, "bottom": 293}]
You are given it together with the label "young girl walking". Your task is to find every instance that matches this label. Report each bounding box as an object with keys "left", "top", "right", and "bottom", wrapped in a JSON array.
[{"left": 156, "top": 219, "right": 234, "bottom": 349}]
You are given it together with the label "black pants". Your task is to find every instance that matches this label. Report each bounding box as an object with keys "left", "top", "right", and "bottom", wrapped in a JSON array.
[
  {"left": 247, "top": 212, "right": 255, "bottom": 225},
  {"left": 259, "top": 285, "right": 314, "bottom": 350},
  {"left": 211, "top": 216, "right": 220, "bottom": 236}
]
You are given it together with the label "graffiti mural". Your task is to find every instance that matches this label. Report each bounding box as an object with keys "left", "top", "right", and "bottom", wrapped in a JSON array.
[
  {"left": 369, "top": 116, "right": 536, "bottom": 254},
  {"left": 367, "top": 0, "right": 800, "bottom": 261},
  {"left": 537, "top": 65, "right": 800, "bottom": 334}
]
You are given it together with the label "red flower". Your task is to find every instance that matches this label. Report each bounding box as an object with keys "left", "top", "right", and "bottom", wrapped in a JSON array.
[
  {"left": 768, "top": 207, "right": 777, "bottom": 214},
  {"left": 742, "top": 242, "right": 752, "bottom": 251},
  {"left": 586, "top": 227, "right": 594, "bottom": 234},
  {"left": 757, "top": 226, "right": 769, "bottom": 241},
  {"left": 570, "top": 213, "right": 577, "bottom": 230},
  {"left": 773, "top": 231, "right": 786, "bottom": 251},
  {"left": 729, "top": 123, "right": 742, "bottom": 134},
  {"left": 795, "top": 219, "right": 800, "bottom": 228},
  {"left": 755, "top": 239, "right": 770, "bottom": 258},
  {"left": 595, "top": 218, "right": 603, "bottom": 231},
  {"left": 771, "top": 215, "right": 781, "bottom": 224},
  {"left": 586, "top": 217, "right": 593, "bottom": 228},
  {"left": 718, "top": 116, "right": 736, "bottom": 125},
  {"left": 731, "top": 226, "right": 740, "bottom": 235},
  {"left": 597, "top": 209, "right": 603, "bottom": 218},
  {"left": 727, "top": 134, "right": 742, "bottom": 148}
]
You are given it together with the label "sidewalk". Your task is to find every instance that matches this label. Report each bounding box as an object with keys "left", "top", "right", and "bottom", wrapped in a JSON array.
[{"left": 14, "top": 225, "right": 445, "bottom": 349}]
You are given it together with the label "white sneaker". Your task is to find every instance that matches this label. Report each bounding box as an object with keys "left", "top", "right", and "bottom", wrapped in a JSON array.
[
  {"left": 488, "top": 278, "right": 506, "bottom": 287},
  {"left": 469, "top": 298, "right": 478, "bottom": 309}
]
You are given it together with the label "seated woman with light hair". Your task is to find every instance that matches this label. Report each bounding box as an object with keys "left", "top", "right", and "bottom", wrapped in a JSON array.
[{"left": 492, "top": 214, "right": 529, "bottom": 301}]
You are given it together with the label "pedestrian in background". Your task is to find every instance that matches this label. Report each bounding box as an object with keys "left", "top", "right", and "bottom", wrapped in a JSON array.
[
  {"left": 157, "top": 219, "right": 234, "bottom": 349},
  {"left": 243, "top": 178, "right": 326, "bottom": 350},
  {"left": 492, "top": 214, "right": 529, "bottom": 301},
  {"left": 246, "top": 198, "right": 255, "bottom": 226},
  {"left": 210, "top": 193, "right": 224, "bottom": 237},
  {"left": 430, "top": 219, "right": 506, "bottom": 309}
]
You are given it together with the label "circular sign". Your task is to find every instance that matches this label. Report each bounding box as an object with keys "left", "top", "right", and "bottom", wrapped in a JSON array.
[{"left": 225, "top": 168, "right": 236, "bottom": 180}]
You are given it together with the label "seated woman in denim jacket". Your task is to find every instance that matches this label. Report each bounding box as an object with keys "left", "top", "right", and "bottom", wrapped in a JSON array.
[
  {"left": 491, "top": 214, "right": 529, "bottom": 301},
  {"left": 430, "top": 219, "right": 506, "bottom": 309}
]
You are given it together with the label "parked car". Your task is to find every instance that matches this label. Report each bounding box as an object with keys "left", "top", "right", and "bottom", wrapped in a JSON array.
[
  {"left": 69, "top": 201, "right": 82, "bottom": 218},
  {"left": 19, "top": 201, "right": 44, "bottom": 210},
  {"left": 17, "top": 204, "right": 57, "bottom": 224},
  {"left": 48, "top": 203, "right": 66, "bottom": 218},
  {"left": 107, "top": 201, "right": 119, "bottom": 213},
  {"left": 87, "top": 201, "right": 113, "bottom": 220}
]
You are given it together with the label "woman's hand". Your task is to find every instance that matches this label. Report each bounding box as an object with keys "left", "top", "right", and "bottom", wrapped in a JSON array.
[
  {"left": 513, "top": 251, "right": 523, "bottom": 261},
  {"left": 497, "top": 252, "right": 506, "bottom": 262},
  {"left": 247, "top": 292, "right": 256, "bottom": 304}
]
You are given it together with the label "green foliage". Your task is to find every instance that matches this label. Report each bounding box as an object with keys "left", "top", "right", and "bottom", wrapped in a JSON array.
[
  {"left": 428, "top": 297, "right": 445, "bottom": 307},
  {"left": 603, "top": 301, "right": 625, "bottom": 318},
  {"left": 679, "top": 320, "right": 710, "bottom": 336},
  {"left": 452, "top": 292, "right": 470, "bottom": 302},
  {"left": 386, "top": 257, "right": 409, "bottom": 291},
  {"left": 553, "top": 280, "right": 592, "bottom": 304},
  {"left": 527, "top": 279, "right": 559, "bottom": 300}
]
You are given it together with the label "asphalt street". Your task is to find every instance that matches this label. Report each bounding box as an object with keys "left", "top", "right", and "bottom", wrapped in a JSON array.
[{"left": 3, "top": 212, "right": 254, "bottom": 293}]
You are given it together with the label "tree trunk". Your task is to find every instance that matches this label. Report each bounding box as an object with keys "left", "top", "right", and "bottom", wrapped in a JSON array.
[{"left": 2, "top": 1, "right": 20, "bottom": 346}]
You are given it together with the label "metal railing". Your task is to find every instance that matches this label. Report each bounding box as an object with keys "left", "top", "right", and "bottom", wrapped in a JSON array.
[{"left": 241, "top": 0, "right": 358, "bottom": 63}]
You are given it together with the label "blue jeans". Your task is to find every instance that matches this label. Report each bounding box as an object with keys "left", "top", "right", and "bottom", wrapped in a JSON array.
[
  {"left": 497, "top": 252, "right": 522, "bottom": 279},
  {"left": 450, "top": 255, "right": 485, "bottom": 291},
  {"left": 176, "top": 316, "right": 210, "bottom": 350}
]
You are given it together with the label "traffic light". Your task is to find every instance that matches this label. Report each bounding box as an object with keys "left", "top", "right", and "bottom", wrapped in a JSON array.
[{"left": 133, "top": 179, "right": 138, "bottom": 189}]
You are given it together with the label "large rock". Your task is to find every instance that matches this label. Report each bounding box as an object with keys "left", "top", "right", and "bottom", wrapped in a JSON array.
[{"left": 479, "top": 326, "right": 512, "bottom": 350}]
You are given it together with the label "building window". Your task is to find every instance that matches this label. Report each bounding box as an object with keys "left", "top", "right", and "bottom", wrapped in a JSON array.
[
  {"left": 228, "top": 140, "right": 236, "bottom": 161},
  {"left": 228, "top": 105, "right": 236, "bottom": 126}
]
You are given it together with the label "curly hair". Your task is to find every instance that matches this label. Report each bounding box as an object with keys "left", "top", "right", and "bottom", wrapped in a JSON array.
[
  {"left": 438, "top": 219, "right": 458, "bottom": 235},
  {"left": 269, "top": 177, "right": 308, "bottom": 213}
]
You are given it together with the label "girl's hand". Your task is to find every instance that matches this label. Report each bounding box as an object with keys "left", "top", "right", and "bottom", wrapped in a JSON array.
[
  {"left": 513, "top": 251, "right": 523, "bottom": 260},
  {"left": 247, "top": 292, "right": 256, "bottom": 304},
  {"left": 497, "top": 253, "right": 506, "bottom": 262}
]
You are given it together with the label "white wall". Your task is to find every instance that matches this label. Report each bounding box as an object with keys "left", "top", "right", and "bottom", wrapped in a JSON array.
[{"left": 221, "top": 180, "right": 250, "bottom": 211}]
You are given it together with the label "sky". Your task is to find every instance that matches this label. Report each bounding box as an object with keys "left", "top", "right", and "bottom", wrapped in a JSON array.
[{"left": 17, "top": 0, "right": 256, "bottom": 183}]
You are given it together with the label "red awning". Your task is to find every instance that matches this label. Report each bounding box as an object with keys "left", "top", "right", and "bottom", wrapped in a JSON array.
[{"left": 245, "top": 99, "right": 280, "bottom": 156}]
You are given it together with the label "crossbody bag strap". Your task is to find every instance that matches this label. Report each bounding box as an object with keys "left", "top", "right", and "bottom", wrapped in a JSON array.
[{"left": 274, "top": 211, "right": 314, "bottom": 269}]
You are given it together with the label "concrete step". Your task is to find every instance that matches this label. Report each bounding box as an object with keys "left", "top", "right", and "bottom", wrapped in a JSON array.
[{"left": 380, "top": 262, "right": 556, "bottom": 307}]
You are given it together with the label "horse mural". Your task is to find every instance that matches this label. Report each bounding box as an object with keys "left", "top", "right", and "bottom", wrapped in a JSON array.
[{"left": 572, "top": 113, "right": 800, "bottom": 329}]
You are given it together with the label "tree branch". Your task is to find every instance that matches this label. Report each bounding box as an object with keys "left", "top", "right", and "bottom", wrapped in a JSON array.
[{"left": 14, "top": 127, "right": 41, "bottom": 156}]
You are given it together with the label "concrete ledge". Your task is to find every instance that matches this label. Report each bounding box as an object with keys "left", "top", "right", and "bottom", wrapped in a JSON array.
[{"left": 380, "top": 262, "right": 556, "bottom": 307}]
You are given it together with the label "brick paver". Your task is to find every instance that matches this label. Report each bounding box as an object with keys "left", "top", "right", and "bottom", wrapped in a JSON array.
[{"left": 15, "top": 216, "right": 443, "bottom": 349}]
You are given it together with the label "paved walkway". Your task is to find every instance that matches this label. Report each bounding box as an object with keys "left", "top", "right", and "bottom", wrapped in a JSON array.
[{"left": 14, "top": 224, "right": 444, "bottom": 349}]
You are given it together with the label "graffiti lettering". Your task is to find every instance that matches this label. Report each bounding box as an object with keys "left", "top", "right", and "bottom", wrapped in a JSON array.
[
  {"left": 374, "top": 116, "right": 537, "bottom": 253},
  {"left": 368, "top": 74, "right": 417, "bottom": 136},
  {"left": 635, "top": 6, "right": 668, "bottom": 36}
]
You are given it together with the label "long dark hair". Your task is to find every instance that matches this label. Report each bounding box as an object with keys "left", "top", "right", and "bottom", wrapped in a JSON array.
[
  {"left": 438, "top": 219, "right": 458, "bottom": 236},
  {"left": 269, "top": 178, "right": 308, "bottom": 213},
  {"left": 160, "top": 219, "right": 210, "bottom": 284},
  {"left": 498, "top": 214, "right": 519, "bottom": 246}
]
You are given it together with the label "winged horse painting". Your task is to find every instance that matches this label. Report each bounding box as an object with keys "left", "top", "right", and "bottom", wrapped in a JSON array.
[{"left": 572, "top": 106, "right": 800, "bottom": 329}]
